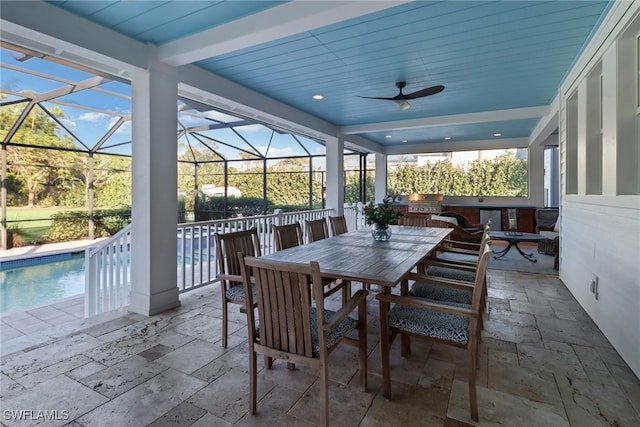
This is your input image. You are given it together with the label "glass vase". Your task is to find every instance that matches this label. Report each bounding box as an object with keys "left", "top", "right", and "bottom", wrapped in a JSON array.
[{"left": 371, "top": 223, "right": 392, "bottom": 241}]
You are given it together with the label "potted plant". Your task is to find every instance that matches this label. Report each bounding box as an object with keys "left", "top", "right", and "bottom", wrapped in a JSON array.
[{"left": 363, "top": 196, "right": 403, "bottom": 241}]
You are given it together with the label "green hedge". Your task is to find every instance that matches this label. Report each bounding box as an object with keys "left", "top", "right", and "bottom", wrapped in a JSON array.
[
  {"left": 194, "top": 194, "right": 275, "bottom": 221},
  {"left": 44, "top": 208, "right": 132, "bottom": 241}
]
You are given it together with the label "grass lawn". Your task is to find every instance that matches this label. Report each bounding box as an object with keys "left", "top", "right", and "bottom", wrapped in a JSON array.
[{"left": 5, "top": 207, "right": 87, "bottom": 243}]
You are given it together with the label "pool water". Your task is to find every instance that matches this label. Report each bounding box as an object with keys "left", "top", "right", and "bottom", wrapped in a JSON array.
[{"left": 0, "top": 254, "right": 85, "bottom": 314}]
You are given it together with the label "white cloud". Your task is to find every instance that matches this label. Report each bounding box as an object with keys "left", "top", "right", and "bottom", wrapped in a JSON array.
[
  {"left": 112, "top": 120, "right": 131, "bottom": 135},
  {"left": 79, "top": 112, "right": 108, "bottom": 122},
  {"left": 237, "top": 124, "right": 265, "bottom": 133},
  {"left": 61, "top": 118, "right": 76, "bottom": 131},
  {"left": 260, "top": 146, "right": 299, "bottom": 158}
]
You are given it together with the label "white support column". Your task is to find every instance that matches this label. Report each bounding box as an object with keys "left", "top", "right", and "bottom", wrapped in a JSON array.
[
  {"left": 325, "top": 136, "right": 344, "bottom": 215},
  {"left": 129, "top": 56, "right": 180, "bottom": 316},
  {"left": 374, "top": 153, "right": 387, "bottom": 203},
  {"left": 527, "top": 143, "right": 545, "bottom": 206}
]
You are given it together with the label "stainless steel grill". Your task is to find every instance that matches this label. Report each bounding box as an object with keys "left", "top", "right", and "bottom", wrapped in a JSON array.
[
  {"left": 407, "top": 194, "right": 443, "bottom": 214},
  {"left": 407, "top": 201, "right": 442, "bottom": 213}
]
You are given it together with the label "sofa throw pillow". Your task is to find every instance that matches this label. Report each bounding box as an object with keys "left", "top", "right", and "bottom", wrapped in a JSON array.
[
  {"left": 431, "top": 214, "right": 458, "bottom": 226},
  {"left": 553, "top": 220, "right": 559, "bottom": 232}
]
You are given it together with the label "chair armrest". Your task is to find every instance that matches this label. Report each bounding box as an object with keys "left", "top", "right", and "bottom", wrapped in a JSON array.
[
  {"left": 423, "top": 257, "right": 478, "bottom": 270},
  {"left": 217, "top": 273, "right": 243, "bottom": 282},
  {"left": 407, "top": 273, "right": 475, "bottom": 290},
  {"left": 376, "top": 293, "right": 476, "bottom": 318},
  {"left": 440, "top": 239, "right": 482, "bottom": 250},
  {"left": 436, "top": 245, "right": 480, "bottom": 255},
  {"left": 324, "top": 289, "right": 368, "bottom": 331}
]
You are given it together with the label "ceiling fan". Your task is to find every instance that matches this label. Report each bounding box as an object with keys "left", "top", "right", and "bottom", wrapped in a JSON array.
[{"left": 358, "top": 81, "right": 445, "bottom": 110}]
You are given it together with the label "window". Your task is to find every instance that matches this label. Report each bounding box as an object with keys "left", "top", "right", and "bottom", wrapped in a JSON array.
[
  {"left": 615, "top": 21, "right": 640, "bottom": 195},
  {"left": 586, "top": 62, "right": 603, "bottom": 195}
]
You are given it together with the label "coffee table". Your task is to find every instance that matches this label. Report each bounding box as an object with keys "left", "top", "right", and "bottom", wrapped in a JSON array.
[{"left": 489, "top": 231, "right": 547, "bottom": 263}]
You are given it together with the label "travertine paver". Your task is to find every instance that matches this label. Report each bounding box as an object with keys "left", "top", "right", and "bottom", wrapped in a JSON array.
[{"left": 1, "top": 258, "right": 639, "bottom": 426}]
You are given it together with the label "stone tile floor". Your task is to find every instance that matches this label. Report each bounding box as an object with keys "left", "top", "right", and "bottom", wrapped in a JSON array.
[{"left": 1, "top": 268, "right": 639, "bottom": 426}]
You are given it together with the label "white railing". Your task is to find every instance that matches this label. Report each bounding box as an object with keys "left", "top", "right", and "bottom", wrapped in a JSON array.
[
  {"left": 175, "top": 207, "right": 336, "bottom": 292},
  {"left": 85, "top": 204, "right": 366, "bottom": 316},
  {"left": 85, "top": 223, "right": 132, "bottom": 317}
]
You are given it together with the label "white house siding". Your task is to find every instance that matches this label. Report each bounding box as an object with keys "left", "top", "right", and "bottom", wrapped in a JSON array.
[{"left": 560, "top": 2, "right": 640, "bottom": 378}]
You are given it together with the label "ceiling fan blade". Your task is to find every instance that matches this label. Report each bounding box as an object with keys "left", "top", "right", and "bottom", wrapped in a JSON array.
[
  {"left": 357, "top": 96, "right": 399, "bottom": 100},
  {"left": 404, "top": 85, "right": 445, "bottom": 99}
]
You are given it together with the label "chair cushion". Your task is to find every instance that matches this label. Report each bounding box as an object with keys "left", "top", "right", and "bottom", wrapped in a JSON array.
[
  {"left": 388, "top": 303, "right": 470, "bottom": 344},
  {"left": 310, "top": 307, "right": 358, "bottom": 357},
  {"left": 411, "top": 281, "right": 473, "bottom": 305},
  {"left": 226, "top": 284, "right": 257, "bottom": 302},
  {"left": 425, "top": 266, "right": 476, "bottom": 282}
]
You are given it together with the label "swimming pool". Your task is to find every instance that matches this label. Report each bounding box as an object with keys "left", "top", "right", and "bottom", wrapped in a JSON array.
[
  {"left": 0, "top": 250, "right": 217, "bottom": 314},
  {"left": 0, "top": 253, "right": 85, "bottom": 314}
]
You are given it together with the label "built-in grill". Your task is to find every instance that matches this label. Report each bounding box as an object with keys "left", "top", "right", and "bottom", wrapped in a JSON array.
[{"left": 407, "top": 193, "right": 443, "bottom": 214}]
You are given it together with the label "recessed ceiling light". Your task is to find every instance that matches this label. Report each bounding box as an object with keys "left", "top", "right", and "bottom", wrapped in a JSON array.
[
  {"left": 312, "top": 94, "right": 324, "bottom": 100},
  {"left": 385, "top": 135, "right": 392, "bottom": 139},
  {"left": 401, "top": 139, "right": 407, "bottom": 143},
  {"left": 494, "top": 133, "right": 502, "bottom": 137},
  {"left": 444, "top": 136, "right": 451, "bottom": 140}
]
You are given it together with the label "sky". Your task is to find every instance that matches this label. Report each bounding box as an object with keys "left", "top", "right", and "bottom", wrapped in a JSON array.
[{"left": 1, "top": 46, "right": 328, "bottom": 161}]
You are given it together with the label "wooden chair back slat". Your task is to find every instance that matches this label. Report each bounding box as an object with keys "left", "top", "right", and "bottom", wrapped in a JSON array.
[{"left": 247, "top": 257, "right": 318, "bottom": 357}]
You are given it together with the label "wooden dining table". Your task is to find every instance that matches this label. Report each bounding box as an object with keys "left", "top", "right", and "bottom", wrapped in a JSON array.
[{"left": 259, "top": 225, "right": 452, "bottom": 292}]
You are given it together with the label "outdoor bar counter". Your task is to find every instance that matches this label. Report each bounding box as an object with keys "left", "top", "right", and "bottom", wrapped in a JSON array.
[{"left": 392, "top": 203, "right": 538, "bottom": 233}]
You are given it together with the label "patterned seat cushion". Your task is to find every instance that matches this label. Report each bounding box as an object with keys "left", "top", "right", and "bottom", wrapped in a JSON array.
[
  {"left": 226, "top": 284, "right": 257, "bottom": 302},
  {"left": 388, "top": 303, "right": 470, "bottom": 344},
  {"left": 426, "top": 266, "right": 475, "bottom": 282},
  {"left": 310, "top": 307, "right": 358, "bottom": 357},
  {"left": 254, "top": 307, "right": 358, "bottom": 358},
  {"left": 410, "top": 282, "right": 473, "bottom": 305}
]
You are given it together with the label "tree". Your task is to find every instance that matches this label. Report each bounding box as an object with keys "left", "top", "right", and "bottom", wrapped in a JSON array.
[{"left": 1, "top": 102, "right": 76, "bottom": 207}]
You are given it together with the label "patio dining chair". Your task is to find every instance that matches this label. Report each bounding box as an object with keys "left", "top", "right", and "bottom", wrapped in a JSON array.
[
  {"left": 410, "top": 231, "right": 491, "bottom": 323},
  {"left": 413, "top": 224, "right": 491, "bottom": 311},
  {"left": 273, "top": 221, "right": 351, "bottom": 303},
  {"left": 214, "top": 228, "right": 261, "bottom": 348},
  {"left": 238, "top": 254, "right": 368, "bottom": 427},
  {"left": 401, "top": 214, "right": 429, "bottom": 227},
  {"left": 305, "top": 218, "right": 329, "bottom": 243},
  {"left": 329, "top": 215, "right": 348, "bottom": 236},
  {"left": 428, "top": 217, "right": 484, "bottom": 249},
  {"left": 376, "top": 243, "right": 492, "bottom": 422},
  {"left": 272, "top": 222, "right": 303, "bottom": 251}
]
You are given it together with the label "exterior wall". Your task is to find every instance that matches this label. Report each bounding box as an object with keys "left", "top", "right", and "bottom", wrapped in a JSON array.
[{"left": 559, "top": 2, "right": 640, "bottom": 377}]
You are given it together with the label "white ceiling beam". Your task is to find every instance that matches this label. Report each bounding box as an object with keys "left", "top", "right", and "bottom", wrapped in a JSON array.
[
  {"left": 384, "top": 137, "right": 530, "bottom": 155},
  {"left": 529, "top": 95, "right": 559, "bottom": 146},
  {"left": 158, "top": 1, "right": 410, "bottom": 66},
  {"left": 179, "top": 64, "right": 337, "bottom": 142},
  {"left": 340, "top": 106, "right": 551, "bottom": 135},
  {"left": 0, "top": 1, "right": 148, "bottom": 74}
]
